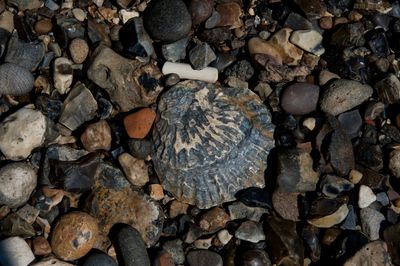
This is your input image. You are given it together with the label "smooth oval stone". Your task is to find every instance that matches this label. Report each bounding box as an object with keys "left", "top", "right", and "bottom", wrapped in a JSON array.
[
  {"left": 281, "top": 83, "right": 320, "bottom": 115},
  {"left": 112, "top": 224, "right": 150, "bottom": 266},
  {"left": 187, "top": 250, "right": 223, "bottom": 266},
  {"left": 241, "top": 249, "right": 272, "bottom": 266},
  {"left": 83, "top": 251, "right": 118, "bottom": 266},
  {"left": 143, "top": 0, "right": 192, "bottom": 43}
]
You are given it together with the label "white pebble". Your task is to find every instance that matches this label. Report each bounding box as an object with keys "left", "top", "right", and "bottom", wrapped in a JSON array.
[
  {"left": 358, "top": 185, "right": 377, "bottom": 209},
  {"left": 53, "top": 57, "right": 73, "bottom": 95},
  {"left": 217, "top": 229, "right": 233, "bottom": 245},
  {"left": 0, "top": 237, "right": 35, "bottom": 266},
  {"left": 119, "top": 9, "right": 139, "bottom": 24}
]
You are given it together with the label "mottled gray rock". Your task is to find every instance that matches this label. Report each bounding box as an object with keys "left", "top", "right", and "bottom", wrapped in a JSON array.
[
  {"left": 361, "top": 207, "right": 385, "bottom": 240},
  {"left": 189, "top": 42, "right": 216, "bottom": 70},
  {"left": 87, "top": 45, "right": 163, "bottom": 112},
  {"left": 0, "top": 105, "right": 47, "bottom": 160},
  {"left": 228, "top": 202, "right": 267, "bottom": 221},
  {"left": 112, "top": 225, "right": 150, "bottom": 266},
  {"left": 235, "top": 221, "right": 266, "bottom": 243},
  {"left": 358, "top": 185, "right": 376, "bottom": 208},
  {"left": 162, "top": 38, "right": 188, "bottom": 62},
  {"left": 0, "top": 63, "right": 34, "bottom": 96},
  {"left": 83, "top": 252, "right": 118, "bottom": 266},
  {"left": 187, "top": 250, "right": 223, "bottom": 266},
  {"left": 163, "top": 239, "right": 185, "bottom": 265},
  {"left": 0, "top": 238, "right": 34, "bottom": 266},
  {"left": 152, "top": 80, "right": 275, "bottom": 209},
  {"left": 320, "top": 79, "right": 373, "bottom": 116}
]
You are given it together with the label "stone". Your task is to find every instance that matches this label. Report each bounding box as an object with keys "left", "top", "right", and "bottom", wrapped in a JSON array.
[
  {"left": 51, "top": 211, "right": 99, "bottom": 261},
  {"left": 343, "top": 241, "right": 392, "bottom": 266},
  {"left": 81, "top": 120, "right": 112, "bottom": 152},
  {"left": 59, "top": 82, "right": 98, "bottom": 131},
  {"left": 384, "top": 223, "right": 400, "bottom": 265},
  {"left": 162, "top": 38, "right": 188, "bottom": 62},
  {"left": 0, "top": 64, "right": 33, "bottom": 96},
  {"left": 338, "top": 110, "right": 362, "bottom": 138},
  {"left": 0, "top": 163, "right": 37, "bottom": 208},
  {"left": 7, "top": 0, "right": 43, "bottom": 10},
  {"left": 189, "top": 0, "right": 214, "bottom": 25},
  {"left": 294, "top": 0, "right": 327, "bottom": 19},
  {"left": 35, "top": 19, "right": 53, "bottom": 34},
  {"left": 112, "top": 224, "right": 150, "bottom": 266},
  {"left": 215, "top": 2, "right": 242, "bottom": 29},
  {"left": 330, "top": 23, "right": 365, "bottom": 47},
  {"left": 53, "top": 57, "right": 73, "bottom": 94},
  {"left": 341, "top": 205, "right": 357, "bottom": 230},
  {"left": 277, "top": 148, "right": 319, "bottom": 193},
  {"left": 375, "top": 74, "right": 400, "bottom": 104},
  {"left": 320, "top": 79, "right": 373, "bottom": 116},
  {"left": 0, "top": 105, "right": 46, "bottom": 160},
  {"left": 153, "top": 250, "right": 175, "bottom": 266},
  {"left": 119, "top": 17, "right": 154, "bottom": 58},
  {"left": 168, "top": 200, "right": 189, "bottom": 218},
  {"left": 320, "top": 16, "right": 333, "bottom": 29},
  {"left": 72, "top": 8, "right": 86, "bottom": 21},
  {"left": 189, "top": 42, "right": 216, "bottom": 70},
  {"left": 248, "top": 37, "right": 283, "bottom": 64},
  {"left": 127, "top": 139, "right": 152, "bottom": 160},
  {"left": 389, "top": 149, "right": 400, "bottom": 178},
  {"left": 83, "top": 252, "right": 118, "bottom": 266},
  {"left": 254, "top": 82, "right": 273, "bottom": 101},
  {"left": 235, "top": 221, "right": 265, "bottom": 243},
  {"left": 69, "top": 38, "right": 89, "bottom": 64},
  {"left": 319, "top": 70, "right": 340, "bottom": 86},
  {"left": 268, "top": 28, "right": 304, "bottom": 66},
  {"left": 265, "top": 216, "right": 304, "bottom": 266},
  {"left": 320, "top": 175, "right": 354, "bottom": 198},
  {"left": 228, "top": 202, "right": 267, "bottom": 222},
  {"left": 0, "top": 213, "right": 35, "bottom": 237},
  {"left": 199, "top": 207, "right": 230, "bottom": 233},
  {"left": 16, "top": 204, "right": 40, "bottom": 224},
  {"left": 31, "top": 256, "right": 74, "bottom": 266},
  {"left": 225, "top": 76, "right": 248, "bottom": 88},
  {"left": 143, "top": 0, "right": 192, "bottom": 43},
  {"left": 119, "top": 10, "right": 139, "bottom": 24},
  {"left": 87, "top": 45, "right": 163, "bottom": 112},
  {"left": 224, "top": 60, "right": 254, "bottom": 81},
  {"left": 187, "top": 250, "right": 223, "bottom": 266},
  {"left": 290, "top": 30, "right": 325, "bottom": 55},
  {"left": 358, "top": 185, "right": 376, "bottom": 208},
  {"left": 284, "top": 12, "right": 314, "bottom": 30},
  {"left": 360, "top": 207, "right": 385, "bottom": 240},
  {"left": 281, "top": 83, "right": 320, "bottom": 115},
  {"left": 32, "top": 236, "right": 52, "bottom": 256},
  {"left": 272, "top": 190, "right": 300, "bottom": 221},
  {"left": 118, "top": 153, "right": 149, "bottom": 186},
  {"left": 85, "top": 163, "right": 163, "bottom": 247},
  {"left": 217, "top": 229, "right": 233, "bottom": 245},
  {"left": 152, "top": 80, "right": 274, "bottom": 209},
  {"left": 148, "top": 184, "right": 164, "bottom": 200},
  {"left": 236, "top": 187, "right": 272, "bottom": 209},
  {"left": 241, "top": 249, "right": 272, "bottom": 266},
  {"left": 124, "top": 108, "right": 156, "bottom": 139},
  {"left": 163, "top": 240, "right": 185, "bottom": 264},
  {"left": 0, "top": 237, "right": 35, "bottom": 266},
  {"left": 308, "top": 204, "right": 349, "bottom": 228}
]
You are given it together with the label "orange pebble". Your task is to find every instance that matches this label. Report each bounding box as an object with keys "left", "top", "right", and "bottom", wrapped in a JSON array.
[{"left": 124, "top": 108, "right": 156, "bottom": 139}]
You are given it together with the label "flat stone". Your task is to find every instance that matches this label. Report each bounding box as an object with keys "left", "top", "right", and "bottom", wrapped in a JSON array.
[
  {"left": 0, "top": 237, "right": 35, "bottom": 266},
  {"left": 228, "top": 202, "right": 267, "bottom": 222},
  {"left": 187, "top": 250, "right": 223, "bottom": 266},
  {"left": 343, "top": 241, "right": 392, "bottom": 266},
  {"left": 235, "top": 221, "right": 266, "bottom": 243},
  {"left": 69, "top": 38, "right": 89, "bottom": 64},
  {"left": 118, "top": 153, "right": 149, "bottom": 187},
  {"left": 358, "top": 185, "right": 376, "bottom": 208},
  {"left": 360, "top": 207, "right": 385, "bottom": 240},
  {"left": 290, "top": 30, "right": 325, "bottom": 55},
  {"left": 308, "top": 204, "right": 349, "bottom": 228},
  {"left": 0, "top": 163, "right": 37, "bottom": 208},
  {"left": 162, "top": 38, "right": 188, "bottom": 62},
  {"left": 320, "top": 79, "right": 373, "bottom": 116},
  {"left": 124, "top": 108, "right": 156, "bottom": 139},
  {"left": 281, "top": 83, "right": 320, "bottom": 115},
  {"left": 189, "top": 42, "right": 216, "bottom": 70},
  {"left": 143, "top": 0, "right": 192, "bottom": 43},
  {"left": 272, "top": 190, "right": 300, "bottom": 221},
  {"left": 0, "top": 105, "right": 46, "bottom": 160}
]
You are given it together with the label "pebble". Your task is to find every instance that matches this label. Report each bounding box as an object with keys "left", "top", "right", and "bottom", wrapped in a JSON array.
[
  {"left": 235, "top": 221, "right": 266, "bottom": 243},
  {"left": 281, "top": 83, "right": 320, "bottom": 115},
  {"left": 217, "top": 229, "right": 233, "bottom": 245},
  {"left": 32, "top": 236, "right": 52, "bottom": 256},
  {"left": 7, "top": 0, "right": 42, "bottom": 10},
  {"left": 69, "top": 38, "right": 89, "bottom": 64},
  {"left": 277, "top": 148, "right": 319, "bottom": 192},
  {"left": 343, "top": 241, "right": 392, "bottom": 266},
  {"left": 189, "top": 42, "right": 216, "bottom": 70},
  {"left": 163, "top": 239, "right": 185, "bottom": 265},
  {"left": 375, "top": 74, "right": 400, "bottom": 104},
  {"left": 83, "top": 252, "right": 118, "bottom": 266},
  {"left": 0, "top": 10, "right": 14, "bottom": 33},
  {"left": 248, "top": 37, "right": 283, "bottom": 64},
  {"left": 199, "top": 207, "right": 230, "bottom": 233},
  {"left": 187, "top": 250, "right": 223, "bottom": 266},
  {"left": 189, "top": 0, "right": 214, "bottom": 25},
  {"left": 360, "top": 207, "right": 385, "bottom": 240},
  {"left": 143, "top": 0, "right": 192, "bottom": 43},
  {"left": 119, "top": 9, "right": 139, "bottom": 24},
  {"left": 358, "top": 185, "right": 377, "bottom": 208},
  {"left": 31, "top": 256, "right": 74, "bottom": 266},
  {"left": 153, "top": 250, "right": 175, "bottom": 266},
  {"left": 51, "top": 211, "right": 99, "bottom": 261},
  {"left": 16, "top": 204, "right": 40, "bottom": 224},
  {"left": 112, "top": 224, "right": 150, "bottom": 266},
  {"left": 384, "top": 223, "right": 400, "bottom": 265},
  {"left": 320, "top": 79, "right": 374, "bottom": 116},
  {"left": 34, "top": 19, "right": 53, "bottom": 34},
  {"left": 389, "top": 149, "right": 400, "bottom": 178},
  {"left": 319, "top": 70, "right": 340, "bottom": 86},
  {"left": 124, "top": 108, "right": 156, "bottom": 139},
  {"left": 308, "top": 204, "right": 349, "bottom": 228},
  {"left": 341, "top": 205, "right": 357, "bottom": 230},
  {"left": 215, "top": 2, "right": 242, "bottom": 29},
  {"left": 228, "top": 201, "right": 267, "bottom": 221},
  {"left": 148, "top": 184, "right": 164, "bottom": 200},
  {"left": 0, "top": 237, "right": 35, "bottom": 266},
  {"left": 0, "top": 163, "right": 37, "bottom": 208},
  {"left": 236, "top": 188, "right": 272, "bottom": 209},
  {"left": 80, "top": 120, "right": 112, "bottom": 152},
  {"left": 268, "top": 28, "right": 304, "bottom": 66},
  {"left": 72, "top": 8, "right": 86, "bottom": 21},
  {"left": 320, "top": 16, "right": 333, "bottom": 29},
  {"left": 290, "top": 29, "right": 325, "bottom": 55},
  {"left": 53, "top": 57, "right": 73, "bottom": 95},
  {"left": 320, "top": 175, "right": 354, "bottom": 198},
  {"left": 272, "top": 190, "right": 300, "bottom": 221},
  {"left": 118, "top": 153, "right": 149, "bottom": 186},
  {"left": 162, "top": 38, "right": 189, "bottom": 62},
  {"left": 349, "top": 169, "right": 363, "bottom": 184},
  {"left": 0, "top": 212, "right": 35, "bottom": 237},
  {"left": 338, "top": 110, "right": 362, "bottom": 138},
  {"left": 0, "top": 105, "right": 47, "bottom": 160},
  {"left": 241, "top": 249, "right": 272, "bottom": 266}
]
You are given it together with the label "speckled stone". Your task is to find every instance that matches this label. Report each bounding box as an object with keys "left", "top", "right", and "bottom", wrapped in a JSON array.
[
  {"left": 281, "top": 83, "right": 320, "bottom": 115},
  {"left": 152, "top": 80, "right": 275, "bottom": 209}
]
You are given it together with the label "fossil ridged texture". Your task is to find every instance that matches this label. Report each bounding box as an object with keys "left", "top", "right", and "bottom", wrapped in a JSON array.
[
  {"left": 152, "top": 80, "right": 275, "bottom": 209},
  {"left": 0, "top": 63, "right": 34, "bottom": 96}
]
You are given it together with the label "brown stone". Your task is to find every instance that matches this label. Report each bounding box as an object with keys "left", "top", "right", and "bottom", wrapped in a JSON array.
[
  {"left": 118, "top": 153, "right": 149, "bottom": 187},
  {"left": 69, "top": 38, "right": 89, "bottom": 64},
  {"left": 51, "top": 211, "right": 99, "bottom": 261},
  {"left": 154, "top": 250, "right": 175, "bottom": 266},
  {"left": 215, "top": 3, "right": 242, "bottom": 29},
  {"left": 148, "top": 184, "right": 164, "bottom": 200},
  {"left": 80, "top": 120, "right": 112, "bottom": 152},
  {"left": 124, "top": 108, "right": 156, "bottom": 139},
  {"left": 34, "top": 19, "right": 53, "bottom": 34},
  {"left": 189, "top": 0, "right": 214, "bottom": 25},
  {"left": 248, "top": 37, "right": 283, "bottom": 64},
  {"left": 199, "top": 207, "right": 230, "bottom": 233},
  {"left": 168, "top": 200, "right": 189, "bottom": 218},
  {"left": 319, "top": 16, "right": 332, "bottom": 29},
  {"left": 33, "top": 236, "right": 52, "bottom": 256},
  {"left": 268, "top": 28, "right": 304, "bottom": 66},
  {"left": 272, "top": 190, "right": 301, "bottom": 221}
]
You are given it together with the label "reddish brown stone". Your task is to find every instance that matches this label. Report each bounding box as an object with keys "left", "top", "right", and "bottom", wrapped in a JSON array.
[
  {"left": 80, "top": 120, "right": 112, "bottom": 152},
  {"left": 189, "top": 0, "right": 214, "bottom": 25},
  {"left": 216, "top": 3, "right": 242, "bottom": 28},
  {"left": 199, "top": 207, "right": 230, "bottom": 233},
  {"left": 124, "top": 108, "right": 156, "bottom": 139},
  {"left": 32, "top": 236, "right": 52, "bottom": 256}
]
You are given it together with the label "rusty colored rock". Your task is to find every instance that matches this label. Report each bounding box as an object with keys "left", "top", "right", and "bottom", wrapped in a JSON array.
[{"left": 124, "top": 108, "right": 156, "bottom": 139}]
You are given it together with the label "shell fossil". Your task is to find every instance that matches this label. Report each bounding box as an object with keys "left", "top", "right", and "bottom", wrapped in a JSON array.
[
  {"left": 151, "top": 80, "right": 275, "bottom": 209},
  {"left": 0, "top": 63, "right": 34, "bottom": 96}
]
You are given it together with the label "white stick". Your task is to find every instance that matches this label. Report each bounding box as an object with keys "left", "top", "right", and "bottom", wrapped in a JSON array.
[{"left": 162, "top": 62, "right": 218, "bottom": 83}]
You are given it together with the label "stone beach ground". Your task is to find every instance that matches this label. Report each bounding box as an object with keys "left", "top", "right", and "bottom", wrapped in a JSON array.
[{"left": 1, "top": 0, "right": 400, "bottom": 265}]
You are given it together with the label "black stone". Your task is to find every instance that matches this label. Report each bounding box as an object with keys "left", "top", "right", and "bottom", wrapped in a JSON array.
[
  {"left": 241, "top": 249, "right": 272, "bottom": 266},
  {"left": 224, "top": 60, "right": 254, "bottom": 81},
  {"left": 83, "top": 250, "right": 118, "bottom": 266},
  {"left": 235, "top": 187, "right": 272, "bottom": 209}
]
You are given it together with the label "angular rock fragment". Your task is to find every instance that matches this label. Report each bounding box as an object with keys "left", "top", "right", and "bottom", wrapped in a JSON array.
[{"left": 375, "top": 74, "right": 400, "bottom": 104}]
